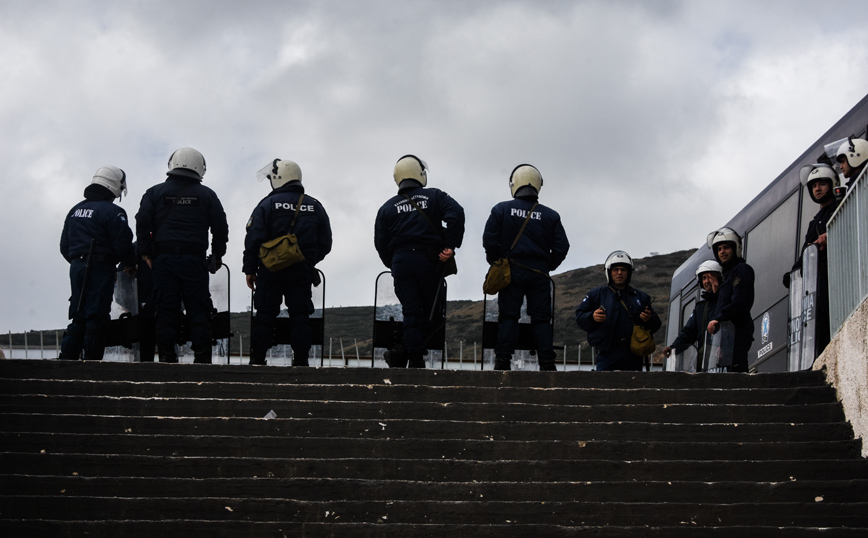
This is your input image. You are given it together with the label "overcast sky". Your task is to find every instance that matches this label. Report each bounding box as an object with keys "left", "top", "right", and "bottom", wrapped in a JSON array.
[{"left": 2, "top": 0, "right": 867, "bottom": 333}]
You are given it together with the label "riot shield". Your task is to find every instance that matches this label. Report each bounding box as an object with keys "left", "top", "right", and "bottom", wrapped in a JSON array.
[
  {"left": 481, "top": 278, "right": 555, "bottom": 371},
  {"left": 787, "top": 244, "right": 819, "bottom": 371},
  {"left": 103, "top": 269, "right": 139, "bottom": 362},
  {"left": 671, "top": 346, "right": 698, "bottom": 373},
  {"left": 177, "top": 263, "right": 232, "bottom": 364},
  {"left": 250, "top": 269, "right": 325, "bottom": 366},
  {"left": 703, "top": 321, "right": 735, "bottom": 372},
  {"left": 372, "top": 271, "right": 446, "bottom": 369}
]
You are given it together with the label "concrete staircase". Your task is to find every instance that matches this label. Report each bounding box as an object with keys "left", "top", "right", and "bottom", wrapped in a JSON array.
[{"left": 1, "top": 360, "right": 866, "bottom": 537}]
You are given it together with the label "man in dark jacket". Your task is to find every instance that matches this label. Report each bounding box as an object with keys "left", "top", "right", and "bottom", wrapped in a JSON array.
[
  {"left": 136, "top": 147, "right": 229, "bottom": 364},
  {"left": 575, "top": 251, "right": 661, "bottom": 371},
  {"left": 243, "top": 159, "right": 332, "bottom": 366},
  {"left": 706, "top": 227, "right": 754, "bottom": 372},
  {"left": 59, "top": 166, "right": 136, "bottom": 360},
  {"left": 783, "top": 163, "right": 841, "bottom": 356},
  {"left": 663, "top": 260, "right": 722, "bottom": 371},
  {"left": 374, "top": 154, "right": 465, "bottom": 368},
  {"left": 482, "top": 164, "right": 569, "bottom": 371}
]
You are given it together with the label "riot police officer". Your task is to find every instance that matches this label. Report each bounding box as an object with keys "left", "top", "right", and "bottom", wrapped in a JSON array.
[
  {"left": 663, "top": 260, "right": 722, "bottom": 368},
  {"left": 136, "top": 148, "right": 229, "bottom": 363},
  {"left": 706, "top": 227, "right": 754, "bottom": 373},
  {"left": 59, "top": 166, "right": 136, "bottom": 360},
  {"left": 374, "top": 155, "right": 465, "bottom": 368},
  {"left": 836, "top": 136, "right": 868, "bottom": 191},
  {"left": 575, "top": 251, "right": 660, "bottom": 371},
  {"left": 243, "top": 159, "right": 333, "bottom": 366},
  {"left": 482, "top": 164, "right": 569, "bottom": 371}
]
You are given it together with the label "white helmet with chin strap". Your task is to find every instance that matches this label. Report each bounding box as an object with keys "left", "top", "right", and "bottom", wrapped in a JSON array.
[
  {"left": 799, "top": 163, "right": 839, "bottom": 203},
  {"left": 509, "top": 164, "right": 543, "bottom": 197},
  {"left": 167, "top": 147, "right": 206, "bottom": 179},
  {"left": 604, "top": 250, "right": 633, "bottom": 285},
  {"left": 91, "top": 165, "right": 127, "bottom": 200},
  {"left": 707, "top": 227, "right": 743, "bottom": 261},
  {"left": 695, "top": 259, "right": 722, "bottom": 281},
  {"left": 393, "top": 154, "right": 428, "bottom": 188},
  {"left": 836, "top": 136, "right": 868, "bottom": 169},
  {"left": 256, "top": 159, "right": 302, "bottom": 189}
]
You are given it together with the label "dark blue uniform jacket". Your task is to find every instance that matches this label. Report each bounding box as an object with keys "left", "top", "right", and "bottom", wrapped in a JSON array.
[
  {"left": 136, "top": 174, "right": 228, "bottom": 258},
  {"left": 670, "top": 293, "right": 718, "bottom": 355},
  {"left": 242, "top": 183, "right": 333, "bottom": 275},
  {"left": 575, "top": 285, "right": 661, "bottom": 352},
  {"left": 374, "top": 185, "right": 465, "bottom": 268},
  {"left": 60, "top": 185, "right": 135, "bottom": 267},
  {"left": 711, "top": 259, "right": 754, "bottom": 327},
  {"left": 482, "top": 195, "right": 569, "bottom": 273}
]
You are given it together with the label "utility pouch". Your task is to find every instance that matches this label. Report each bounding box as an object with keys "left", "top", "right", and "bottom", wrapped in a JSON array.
[
  {"left": 259, "top": 234, "right": 305, "bottom": 272},
  {"left": 482, "top": 257, "right": 511, "bottom": 295},
  {"left": 259, "top": 193, "right": 306, "bottom": 272},
  {"left": 630, "top": 324, "right": 656, "bottom": 357}
]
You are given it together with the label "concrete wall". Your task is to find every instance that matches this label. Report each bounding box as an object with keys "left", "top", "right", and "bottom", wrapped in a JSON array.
[{"left": 814, "top": 298, "right": 868, "bottom": 457}]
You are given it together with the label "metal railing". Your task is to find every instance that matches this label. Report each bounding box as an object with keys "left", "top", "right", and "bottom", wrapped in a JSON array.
[{"left": 827, "top": 168, "right": 868, "bottom": 334}]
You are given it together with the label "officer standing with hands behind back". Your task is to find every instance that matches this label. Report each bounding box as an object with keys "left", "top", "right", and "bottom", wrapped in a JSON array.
[{"left": 374, "top": 155, "right": 465, "bottom": 368}]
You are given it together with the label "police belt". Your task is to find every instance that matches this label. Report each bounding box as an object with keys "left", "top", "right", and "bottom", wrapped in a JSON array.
[{"left": 154, "top": 243, "right": 206, "bottom": 257}]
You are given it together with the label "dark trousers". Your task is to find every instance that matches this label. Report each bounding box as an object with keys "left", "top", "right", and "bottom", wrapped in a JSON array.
[
  {"left": 595, "top": 343, "right": 642, "bottom": 371},
  {"left": 61, "top": 260, "right": 116, "bottom": 360},
  {"left": 152, "top": 254, "right": 212, "bottom": 362},
  {"left": 391, "top": 250, "right": 441, "bottom": 360},
  {"left": 251, "top": 264, "right": 314, "bottom": 364},
  {"left": 495, "top": 265, "right": 555, "bottom": 367}
]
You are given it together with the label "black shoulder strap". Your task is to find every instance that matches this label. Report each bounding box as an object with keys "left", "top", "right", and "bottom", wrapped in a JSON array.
[
  {"left": 289, "top": 193, "right": 305, "bottom": 233},
  {"left": 507, "top": 202, "right": 539, "bottom": 254},
  {"left": 401, "top": 193, "right": 440, "bottom": 234}
]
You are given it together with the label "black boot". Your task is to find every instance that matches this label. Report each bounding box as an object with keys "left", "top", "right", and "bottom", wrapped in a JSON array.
[
  {"left": 494, "top": 356, "right": 511, "bottom": 371},
  {"left": 384, "top": 345, "right": 408, "bottom": 368}
]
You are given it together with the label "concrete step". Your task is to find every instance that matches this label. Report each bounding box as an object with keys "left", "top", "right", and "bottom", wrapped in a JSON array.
[
  {"left": 3, "top": 454, "right": 866, "bottom": 482},
  {"left": 4, "top": 433, "right": 861, "bottom": 460},
  {"left": 2, "top": 520, "right": 866, "bottom": 537},
  {"left": 0, "top": 359, "right": 830, "bottom": 388},
  {"left": 4, "top": 476, "right": 868, "bottom": 504},
  {"left": 0, "top": 396, "right": 845, "bottom": 423},
  {"left": 3, "top": 496, "right": 868, "bottom": 527},
  {"left": 0, "top": 413, "right": 856, "bottom": 441}
]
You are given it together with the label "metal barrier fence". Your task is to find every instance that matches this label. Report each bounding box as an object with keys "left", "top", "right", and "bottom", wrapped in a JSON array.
[{"left": 827, "top": 168, "right": 868, "bottom": 335}]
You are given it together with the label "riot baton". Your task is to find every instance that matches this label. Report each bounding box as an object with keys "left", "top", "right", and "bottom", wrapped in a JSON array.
[
  {"left": 75, "top": 239, "right": 96, "bottom": 315},
  {"left": 428, "top": 260, "right": 448, "bottom": 323}
]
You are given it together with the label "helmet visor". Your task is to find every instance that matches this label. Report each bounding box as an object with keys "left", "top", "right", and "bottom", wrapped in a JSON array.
[{"left": 256, "top": 159, "right": 280, "bottom": 183}]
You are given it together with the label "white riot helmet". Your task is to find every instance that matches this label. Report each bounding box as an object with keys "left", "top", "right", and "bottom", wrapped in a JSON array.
[
  {"left": 604, "top": 250, "right": 633, "bottom": 285},
  {"left": 256, "top": 159, "right": 302, "bottom": 189},
  {"left": 707, "top": 227, "right": 743, "bottom": 261},
  {"left": 695, "top": 259, "right": 722, "bottom": 283},
  {"left": 836, "top": 136, "right": 868, "bottom": 170},
  {"left": 799, "top": 163, "right": 839, "bottom": 204},
  {"left": 393, "top": 154, "right": 428, "bottom": 188},
  {"left": 91, "top": 165, "right": 127, "bottom": 200},
  {"left": 509, "top": 164, "right": 543, "bottom": 197},
  {"left": 167, "top": 147, "right": 206, "bottom": 179}
]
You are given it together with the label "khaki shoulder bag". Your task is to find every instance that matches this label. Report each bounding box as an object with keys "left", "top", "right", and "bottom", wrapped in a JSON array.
[
  {"left": 482, "top": 202, "right": 538, "bottom": 295},
  {"left": 259, "top": 194, "right": 306, "bottom": 272},
  {"left": 617, "top": 296, "right": 656, "bottom": 357}
]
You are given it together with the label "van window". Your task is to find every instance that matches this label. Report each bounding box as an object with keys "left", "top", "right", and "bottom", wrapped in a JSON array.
[{"left": 745, "top": 192, "right": 800, "bottom": 317}]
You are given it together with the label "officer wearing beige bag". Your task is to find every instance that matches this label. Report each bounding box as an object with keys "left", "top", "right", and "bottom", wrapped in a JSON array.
[
  {"left": 482, "top": 164, "right": 569, "bottom": 371},
  {"left": 243, "top": 159, "right": 332, "bottom": 366},
  {"left": 575, "top": 251, "right": 660, "bottom": 371}
]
